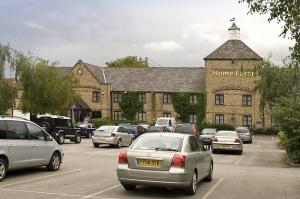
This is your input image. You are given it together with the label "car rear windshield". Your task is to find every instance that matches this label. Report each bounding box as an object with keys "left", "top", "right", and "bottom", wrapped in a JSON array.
[
  {"left": 202, "top": 129, "right": 216, "bottom": 135},
  {"left": 216, "top": 131, "right": 237, "bottom": 137},
  {"left": 148, "top": 126, "right": 161, "bottom": 132},
  {"left": 132, "top": 134, "right": 183, "bottom": 152},
  {"left": 96, "top": 126, "right": 116, "bottom": 133},
  {"left": 156, "top": 119, "right": 169, "bottom": 125},
  {"left": 235, "top": 128, "right": 249, "bottom": 134},
  {"left": 174, "top": 125, "right": 192, "bottom": 134}
]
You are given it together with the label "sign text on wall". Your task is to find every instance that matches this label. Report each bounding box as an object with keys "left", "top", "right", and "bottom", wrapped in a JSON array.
[{"left": 213, "top": 70, "right": 255, "bottom": 77}]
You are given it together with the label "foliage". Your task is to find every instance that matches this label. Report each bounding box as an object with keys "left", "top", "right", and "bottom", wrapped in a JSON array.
[
  {"left": 106, "top": 56, "right": 148, "bottom": 67},
  {"left": 248, "top": 127, "right": 279, "bottom": 135},
  {"left": 239, "top": 0, "right": 300, "bottom": 62},
  {"left": 0, "top": 79, "right": 17, "bottom": 114},
  {"left": 119, "top": 92, "right": 143, "bottom": 120},
  {"left": 285, "top": 136, "right": 300, "bottom": 164},
  {"left": 278, "top": 131, "right": 287, "bottom": 148},
  {"left": 91, "top": 118, "right": 115, "bottom": 128},
  {"left": 170, "top": 93, "right": 205, "bottom": 127},
  {"left": 201, "top": 123, "right": 235, "bottom": 131}
]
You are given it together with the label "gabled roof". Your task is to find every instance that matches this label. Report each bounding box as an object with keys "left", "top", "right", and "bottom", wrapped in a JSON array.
[
  {"left": 55, "top": 67, "right": 72, "bottom": 77},
  {"left": 204, "top": 39, "right": 262, "bottom": 60},
  {"left": 83, "top": 63, "right": 106, "bottom": 83}
]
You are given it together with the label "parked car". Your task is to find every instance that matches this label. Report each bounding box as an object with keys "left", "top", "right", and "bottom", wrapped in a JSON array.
[
  {"left": 173, "top": 124, "right": 200, "bottom": 137},
  {"left": 155, "top": 117, "right": 176, "bottom": 131},
  {"left": 139, "top": 124, "right": 150, "bottom": 130},
  {"left": 117, "top": 132, "right": 213, "bottom": 195},
  {"left": 92, "top": 125, "right": 134, "bottom": 148},
  {"left": 212, "top": 130, "right": 243, "bottom": 154},
  {"left": 235, "top": 127, "right": 253, "bottom": 143},
  {"left": 33, "top": 115, "right": 82, "bottom": 145},
  {"left": 148, "top": 126, "right": 170, "bottom": 132},
  {"left": 77, "top": 123, "right": 96, "bottom": 138},
  {"left": 0, "top": 116, "right": 63, "bottom": 182},
  {"left": 200, "top": 128, "right": 217, "bottom": 145},
  {"left": 120, "top": 125, "right": 147, "bottom": 139}
]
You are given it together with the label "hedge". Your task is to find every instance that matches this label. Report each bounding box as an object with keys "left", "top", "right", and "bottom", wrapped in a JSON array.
[
  {"left": 285, "top": 136, "right": 300, "bottom": 164},
  {"left": 201, "top": 123, "right": 234, "bottom": 131},
  {"left": 90, "top": 118, "right": 138, "bottom": 128},
  {"left": 248, "top": 127, "right": 279, "bottom": 135}
]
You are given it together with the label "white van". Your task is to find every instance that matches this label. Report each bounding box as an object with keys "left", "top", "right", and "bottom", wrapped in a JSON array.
[{"left": 155, "top": 117, "right": 176, "bottom": 131}]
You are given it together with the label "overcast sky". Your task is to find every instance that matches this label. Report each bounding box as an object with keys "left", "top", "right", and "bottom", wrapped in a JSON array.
[{"left": 0, "top": 0, "right": 294, "bottom": 69}]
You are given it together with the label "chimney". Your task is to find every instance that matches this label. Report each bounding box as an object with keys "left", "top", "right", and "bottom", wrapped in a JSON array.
[{"left": 228, "top": 18, "right": 240, "bottom": 40}]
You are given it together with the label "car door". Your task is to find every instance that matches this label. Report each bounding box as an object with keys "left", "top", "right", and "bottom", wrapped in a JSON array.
[
  {"left": 189, "top": 136, "right": 206, "bottom": 180},
  {"left": 27, "top": 122, "right": 54, "bottom": 166},
  {"left": 6, "top": 120, "right": 32, "bottom": 169},
  {"left": 196, "top": 138, "right": 211, "bottom": 175}
]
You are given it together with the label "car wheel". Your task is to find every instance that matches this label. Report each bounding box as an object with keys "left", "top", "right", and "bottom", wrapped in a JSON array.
[
  {"left": 116, "top": 139, "right": 122, "bottom": 148},
  {"left": 122, "top": 184, "right": 136, "bottom": 191},
  {"left": 75, "top": 134, "right": 81, "bottom": 144},
  {"left": 212, "top": 149, "right": 217, "bottom": 154},
  {"left": 58, "top": 133, "right": 65, "bottom": 145},
  {"left": 204, "top": 163, "right": 213, "bottom": 182},
  {"left": 185, "top": 171, "right": 197, "bottom": 195},
  {"left": 238, "top": 150, "right": 243, "bottom": 155},
  {"left": 0, "top": 159, "right": 7, "bottom": 182},
  {"left": 93, "top": 143, "right": 99, "bottom": 148},
  {"left": 47, "top": 152, "right": 61, "bottom": 171}
]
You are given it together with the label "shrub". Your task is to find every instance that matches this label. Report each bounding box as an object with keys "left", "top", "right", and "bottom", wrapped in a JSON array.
[
  {"left": 91, "top": 118, "right": 115, "bottom": 128},
  {"left": 201, "top": 123, "right": 234, "bottom": 131},
  {"left": 285, "top": 136, "right": 300, "bottom": 164},
  {"left": 250, "top": 127, "right": 279, "bottom": 135},
  {"left": 278, "top": 131, "right": 287, "bottom": 148}
]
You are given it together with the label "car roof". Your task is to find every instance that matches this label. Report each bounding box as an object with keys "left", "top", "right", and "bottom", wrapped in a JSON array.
[
  {"left": 37, "top": 114, "right": 71, "bottom": 119},
  {"left": 0, "top": 115, "right": 29, "bottom": 122},
  {"left": 144, "top": 132, "right": 187, "bottom": 138}
]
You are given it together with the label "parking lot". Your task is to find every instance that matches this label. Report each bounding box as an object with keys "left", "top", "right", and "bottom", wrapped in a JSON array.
[{"left": 0, "top": 135, "right": 299, "bottom": 199}]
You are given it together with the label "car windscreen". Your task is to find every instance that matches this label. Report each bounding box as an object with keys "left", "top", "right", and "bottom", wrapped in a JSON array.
[
  {"left": 174, "top": 125, "right": 192, "bottom": 134},
  {"left": 235, "top": 128, "right": 249, "bottom": 134},
  {"left": 131, "top": 134, "right": 183, "bottom": 152},
  {"left": 148, "top": 126, "right": 161, "bottom": 132},
  {"left": 216, "top": 131, "right": 237, "bottom": 137},
  {"left": 96, "top": 126, "right": 116, "bottom": 133},
  {"left": 122, "top": 125, "right": 137, "bottom": 131},
  {"left": 156, "top": 119, "right": 169, "bottom": 125},
  {"left": 202, "top": 129, "right": 216, "bottom": 135}
]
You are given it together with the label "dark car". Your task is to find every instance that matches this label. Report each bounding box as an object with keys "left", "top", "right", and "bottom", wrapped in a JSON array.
[
  {"left": 148, "top": 126, "right": 170, "bottom": 132},
  {"left": 173, "top": 124, "right": 200, "bottom": 137},
  {"left": 120, "top": 125, "right": 147, "bottom": 139},
  {"left": 200, "top": 128, "right": 217, "bottom": 145},
  {"left": 33, "top": 115, "right": 82, "bottom": 144},
  {"left": 77, "top": 123, "right": 96, "bottom": 138},
  {"left": 235, "top": 127, "right": 253, "bottom": 143}
]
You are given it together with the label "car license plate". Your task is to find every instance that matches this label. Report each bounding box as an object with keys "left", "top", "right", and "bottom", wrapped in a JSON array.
[
  {"left": 139, "top": 159, "right": 160, "bottom": 167},
  {"left": 220, "top": 144, "right": 230, "bottom": 148}
]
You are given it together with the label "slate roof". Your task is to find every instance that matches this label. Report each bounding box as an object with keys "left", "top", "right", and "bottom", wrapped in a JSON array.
[
  {"left": 204, "top": 40, "right": 262, "bottom": 60},
  {"left": 56, "top": 67, "right": 72, "bottom": 77}
]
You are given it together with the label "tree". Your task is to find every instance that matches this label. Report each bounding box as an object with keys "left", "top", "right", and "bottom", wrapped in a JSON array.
[
  {"left": 239, "top": 0, "right": 300, "bottom": 62},
  {"left": 0, "top": 79, "right": 17, "bottom": 114},
  {"left": 0, "top": 43, "right": 12, "bottom": 77},
  {"left": 119, "top": 92, "right": 143, "bottom": 120},
  {"left": 106, "top": 56, "right": 148, "bottom": 67}
]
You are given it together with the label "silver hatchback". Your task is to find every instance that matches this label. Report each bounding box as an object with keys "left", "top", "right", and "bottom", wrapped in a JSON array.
[
  {"left": 0, "top": 117, "right": 64, "bottom": 182},
  {"left": 117, "top": 133, "right": 213, "bottom": 195}
]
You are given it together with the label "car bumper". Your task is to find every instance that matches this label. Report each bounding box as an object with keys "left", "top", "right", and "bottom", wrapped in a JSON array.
[
  {"left": 117, "top": 164, "right": 191, "bottom": 188},
  {"left": 92, "top": 136, "right": 117, "bottom": 145},
  {"left": 240, "top": 136, "right": 252, "bottom": 142},
  {"left": 212, "top": 143, "right": 242, "bottom": 151}
]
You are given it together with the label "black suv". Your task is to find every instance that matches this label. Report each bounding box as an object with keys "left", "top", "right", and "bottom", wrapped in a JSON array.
[{"left": 32, "top": 115, "right": 82, "bottom": 144}]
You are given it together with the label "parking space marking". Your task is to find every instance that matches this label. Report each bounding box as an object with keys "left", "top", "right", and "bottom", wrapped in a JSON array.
[
  {"left": 201, "top": 178, "right": 223, "bottom": 199},
  {"left": 0, "top": 188, "right": 117, "bottom": 199},
  {"left": 0, "top": 169, "right": 82, "bottom": 188},
  {"left": 234, "top": 155, "right": 246, "bottom": 165},
  {"left": 81, "top": 184, "right": 121, "bottom": 198}
]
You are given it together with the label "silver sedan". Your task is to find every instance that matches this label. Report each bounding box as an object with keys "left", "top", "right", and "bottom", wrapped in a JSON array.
[
  {"left": 117, "top": 132, "right": 213, "bottom": 195},
  {"left": 212, "top": 130, "right": 243, "bottom": 154}
]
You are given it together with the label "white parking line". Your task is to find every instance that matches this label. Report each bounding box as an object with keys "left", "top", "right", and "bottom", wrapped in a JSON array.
[
  {"left": 234, "top": 155, "right": 246, "bottom": 165},
  {"left": 0, "top": 169, "right": 82, "bottom": 188},
  {"left": 0, "top": 188, "right": 116, "bottom": 199},
  {"left": 201, "top": 178, "right": 223, "bottom": 199},
  {"left": 81, "top": 184, "right": 121, "bottom": 198}
]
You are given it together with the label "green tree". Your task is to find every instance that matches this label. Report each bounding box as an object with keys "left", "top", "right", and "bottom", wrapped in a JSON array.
[
  {"left": 0, "top": 79, "right": 17, "bottom": 114},
  {"left": 239, "top": 0, "right": 300, "bottom": 62},
  {"left": 119, "top": 92, "right": 143, "bottom": 120},
  {"left": 106, "top": 56, "right": 148, "bottom": 67}
]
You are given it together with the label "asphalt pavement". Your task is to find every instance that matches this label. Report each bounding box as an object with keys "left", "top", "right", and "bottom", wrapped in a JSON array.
[{"left": 0, "top": 135, "right": 299, "bottom": 199}]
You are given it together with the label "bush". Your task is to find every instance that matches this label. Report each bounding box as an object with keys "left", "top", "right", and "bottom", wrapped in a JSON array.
[
  {"left": 201, "top": 123, "right": 234, "bottom": 131},
  {"left": 285, "top": 136, "right": 300, "bottom": 164},
  {"left": 278, "top": 131, "right": 287, "bottom": 148},
  {"left": 90, "top": 118, "right": 115, "bottom": 128},
  {"left": 250, "top": 127, "right": 279, "bottom": 135}
]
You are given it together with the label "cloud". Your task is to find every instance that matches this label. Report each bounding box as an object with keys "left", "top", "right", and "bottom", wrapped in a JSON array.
[
  {"left": 144, "top": 41, "right": 182, "bottom": 51},
  {"left": 24, "top": 21, "right": 45, "bottom": 30}
]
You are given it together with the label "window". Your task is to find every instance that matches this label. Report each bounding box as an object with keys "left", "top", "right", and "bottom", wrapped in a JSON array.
[
  {"left": 189, "top": 115, "right": 197, "bottom": 124},
  {"left": 138, "top": 112, "right": 146, "bottom": 122},
  {"left": 27, "top": 123, "right": 45, "bottom": 141},
  {"left": 242, "top": 95, "right": 252, "bottom": 106},
  {"left": 196, "top": 139, "right": 206, "bottom": 151},
  {"left": 139, "top": 93, "right": 146, "bottom": 103},
  {"left": 243, "top": 115, "right": 252, "bottom": 126},
  {"left": 6, "top": 121, "right": 28, "bottom": 140},
  {"left": 215, "top": 94, "right": 224, "bottom": 105},
  {"left": 190, "top": 95, "right": 197, "bottom": 104},
  {"left": 0, "top": 121, "right": 7, "bottom": 139},
  {"left": 190, "top": 137, "right": 200, "bottom": 152},
  {"left": 117, "top": 127, "right": 128, "bottom": 133},
  {"left": 92, "top": 91, "right": 100, "bottom": 101},
  {"left": 163, "top": 93, "right": 172, "bottom": 104},
  {"left": 92, "top": 111, "right": 101, "bottom": 118},
  {"left": 113, "top": 93, "right": 122, "bottom": 102},
  {"left": 163, "top": 112, "right": 172, "bottom": 118},
  {"left": 113, "top": 111, "right": 122, "bottom": 120},
  {"left": 215, "top": 114, "right": 224, "bottom": 124}
]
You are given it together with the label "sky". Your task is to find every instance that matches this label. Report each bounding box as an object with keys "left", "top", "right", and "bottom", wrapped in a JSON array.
[{"left": 0, "top": 0, "right": 294, "bottom": 70}]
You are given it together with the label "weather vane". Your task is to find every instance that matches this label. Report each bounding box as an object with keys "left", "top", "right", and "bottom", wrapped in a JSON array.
[{"left": 230, "top": 18, "right": 236, "bottom": 23}]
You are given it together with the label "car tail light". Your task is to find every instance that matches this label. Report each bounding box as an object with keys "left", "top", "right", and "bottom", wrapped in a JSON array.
[
  {"left": 171, "top": 154, "right": 185, "bottom": 167},
  {"left": 212, "top": 137, "right": 218, "bottom": 142},
  {"left": 234, "top": 138, "right": 241, "bottom": 143},
  {"left": 111, "top": 133, "right": 116, "bottom": 137},
  {"left": 118, "top": 151, "right": 128, "bottom": 164}
]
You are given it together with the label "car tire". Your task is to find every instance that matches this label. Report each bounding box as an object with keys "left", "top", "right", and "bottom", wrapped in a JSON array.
[
  {"left": 204, "top": 163, "right": 213, "bottom": 182},
  {"left": 212, "top": 149, "right": 217, "bottom": 154},
  {"left": 47, "top": 152, "right": 61, "bottom": 171},
  {"left": 238, "top": 150, "right": 243, "bottom": 155},
  {"left": 122, "top": 184, "right": 136, "bottom": 191},
  {"left": 58, "top": 133, "right": 65, "bottom": 145},
  {"left": 0, "top": 158, "right": 8, "bottom": 182},
  {"left": 185, "top": 171, "right": 197, "bottom": 195},
  {"left": 93, "top": 143, "right": 99, "bottom": 148},
  {"left": 116, "top": 139, "right": 122, "bottom": 148},
  {"left": 74, "top": 134, "right": 81, "bottom": 144}
]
